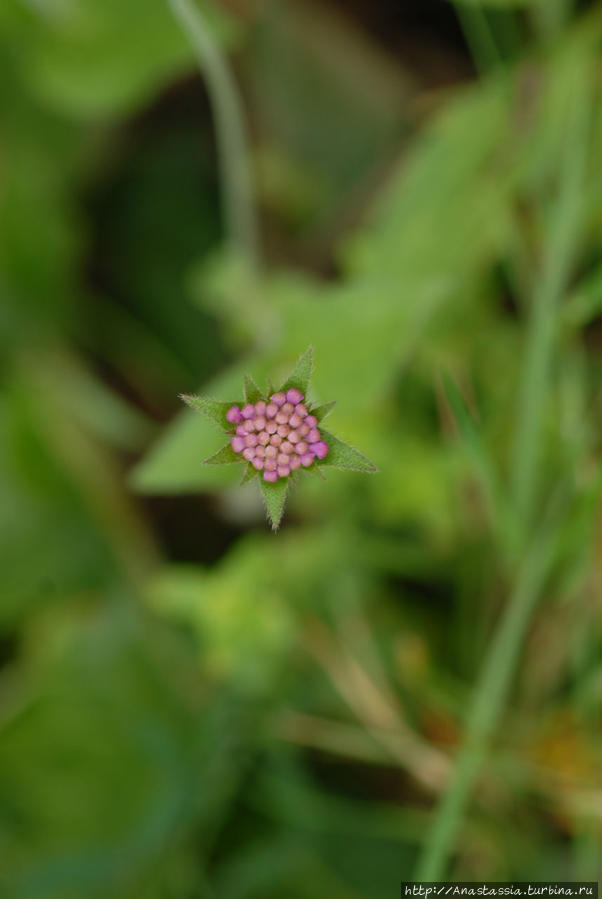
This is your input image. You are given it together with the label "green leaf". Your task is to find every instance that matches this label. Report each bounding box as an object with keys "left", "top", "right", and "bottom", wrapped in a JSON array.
[
  {"left": 280, "top": 346, "right": 313, "bottom": 397},
  {"left": 203, "top": 443, "right": 240, "bottom": 465},
  {"left": 318, "top": 430, "right": 378, "bottom": 473},
  {"left": 240, "top": 463, "right": 258, "bottom": 485},
  {"left": 310, "top": 400, "right": 336, "bottom": 422},
  {"left": 259, "top": 477, "right": 289, "bottom": 530},
  {"left": 180, "top": 394, "right": 238, "bottom": 430},
  {"left": 243, "top": 374, "right": 263, "bottom": 404}
]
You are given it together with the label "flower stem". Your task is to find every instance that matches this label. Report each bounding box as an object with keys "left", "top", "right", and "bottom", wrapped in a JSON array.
[{"left": 168, "top": 0, "right": 260, "bottom": 274}]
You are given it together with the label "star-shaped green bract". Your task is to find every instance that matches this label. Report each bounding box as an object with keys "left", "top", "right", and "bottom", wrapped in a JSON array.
[{"left": 180, "top": 347, "right": 377, "bottom": 529}]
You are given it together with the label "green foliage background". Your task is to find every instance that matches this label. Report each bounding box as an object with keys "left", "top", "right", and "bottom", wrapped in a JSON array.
[{"left": 2, "top": 0, "right": 602, "bottom": 893}]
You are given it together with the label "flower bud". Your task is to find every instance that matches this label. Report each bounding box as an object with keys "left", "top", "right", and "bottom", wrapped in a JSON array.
[
  {"left": 298, "top": 424, "right": 309, "bottom": 437},
  {"left": 242, "top": 447, "right": 255, "bottom": 461},
  {"left": 277, "top": 465, "right": 290, "bottom": 478},
  {"left": 255, "top": 400, "right": 267, "bottom": 416},
  {"left": 277, "top": 453, "right": 289, "bottom": 466},
  {"left": 296, "top": 441, "right": 308, "bottom": 455},
  {"left": 252, "top": 457, "right": 264, "bottom": 471},
  {"left": 263, "top": 469, "right": 278, "bottom": 482},
  {"left": 255, "top": 445, "right": 265, "bottom": 458},
  {"left": 241, "top": 404, "right": 255, "bottom": 419},
  {"left": 244, "top": 418, "right": 256, "bottom": 432},
  {"left": 226, "top": 405, "right": 242, "bottom": 424},
  {"left": 264, "top": 458, "right": 277, "bottom": 470},
  {"left": 307, "top": 428, "right": 320, "bottom": 443},
  {"left": 265, "top": 446, "right": 277, "bottom": 459},
  {"left": 277, "top": 424, "right": 290, "bottom": 437},
  {"left": 275, "top": 411, "right": 288, "bottom": 425},
  {"left": 266, "top": 420, "right": 278, "bottom": 434},
  {"left": 310, "top": 441, "right": 329, "bottom": 459},
  {"left": 236, "top": 424, "right": 248, "bottom": 437},
  {"left": 286, "top": 388, "right": 304, "bottom": 405},
  {"left": 289, "top": 413, "right": 302, "bottom": 429},
  {"left": 288, "top": 431, "right": 300, "bottom": 444},
  {"left": 231, "top": 436, "right": 245, "bottom": 453},
  {"left": 254, "top": 417, "right": 266, "bottom": 431},
  {"left": 282, "top": 402, "right": 294, "bottom": 415},
  {"left": 271, "top": 434, "right": 282, "bottom": 447},
  {"left": 270, "top": 392, "right": 286, "bottom": 406},
  {"left": 305, "top": 415, "right": 318, "bottom": 428},
  {"left": 266, "top": 403, "right": 278, "bottom": 419},
  {"left": 258, "top": 431, "right": 270, "bottom": 446},
  {"left": 281, "top": 441, "right": 293, "bottom": 454},
  {"left": 295, "top": 404, "right": 308, "bottom": 418},
  {"left": 245, "top": 434, "right": 258, "bottom": 447},
  {"left": 300, "top": 453, "right": 314, "bottom": 467},
  {"left": 289, "top": 454, "right": 301, "bottom": 470}
]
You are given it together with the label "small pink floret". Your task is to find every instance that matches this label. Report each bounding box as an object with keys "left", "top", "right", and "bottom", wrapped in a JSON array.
[
  {"left": 263, "top": 469, "right": 278, "bottom": 482},
  {"left": 255, "top": 445, "right": 265, "bottom": 458},
  {"left": 264, "top": 458, "right": 277, "bottom": 471},
  {"left": 289, "top": 413, "right": 302, "bottom": 429},
  {"left": 298, "top": 424, "right": 309, "bottom": 437},
  {"left": 254, "top": 417, "right": 266, "bottom": 431},
  {"left": 241, "top": 404, "right": 255, "bottom": 419},
  {"left": 226, "top": 405, "right": 242, "bottom": 424},
  {"left": 271, "top": 434, "right": 282, "bottom": 447},
  {"left": 235, "top": 424, "right": 248, "bottom": 437},
  {"left": 289, "top": 454, "right": 301, "bottom": 470},
  {"left": 277, "top": 465, "right": 290, "bottom": 478},
  {"left": 255, "top": 401, "right": 267, "bottom": 416},
  {"left": 310, "top": 441, "right": 329, "bottom": 459},
  {"left": 244, "top": 419, "right": 256, "bottom": 432},
  {"left": 305, "top": 415, "right": 317, "bottom": 428},
  {"left": 245, "top": 434, "right": 258, "bottom": 447},
  {"left": 258, "top": 431, "right": 270, "bottom": 446},
  {"left": 277, "top": 424, "right": 290, "bottom": 437},
  {"left": 271, "top": 392, "right": 286, "bottom": 407},
  {"left": 265, "top": 445, "right": 277, "bottom": 459},
  {"left": 266, "top": 403, "right": 278, "bottom": 419},
  {"left": 300, "top": 453, "right": 314, "bottom": 467},
  {"left": 252, "top": 457, "right": 264, "bottom": 471},
  {"left": 281, "top": 441, "right": 293, "bottom": 454},
  {"left": 295, "top": 404, "right": 308, "bottom": 418},
  {"left": 286, "top": 388, "right": 304, "bottom": 405},
  {"left": 282, "top": 402, "right": 294, "bottom": 415},
  {"left": 277, "top": 453, "right": 289, "bottom": 466},
  {"left": 307, "top": 428, "right": 320, "bottom": 443},
  {"left": 242, "top": 447, "right": 255, "bottom": 461},
  {"left": 275, "top": 411, "right": 288, "bottom": 425},
  {"left": 296, "top": 441, "right": 308, "bottom": 455},
  {"left": 266, "top": 420, "right": 278, "bottom": 434},
  {"left": 231, "top": 436, "right": 245, "bottom": 453}
]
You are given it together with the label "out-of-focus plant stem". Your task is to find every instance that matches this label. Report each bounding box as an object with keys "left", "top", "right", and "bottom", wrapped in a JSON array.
[
  {"left": 511, "top": 73, "right": 590, "bottom": 540},
  {"left": 167, "top": 0, "right": 260, "bottom": 275},
  {"left": 416, "top": 72, "right": 591, "bottom": 879},
  {"left": 453, "top": 2, "right": 502, "bottom": 73}
]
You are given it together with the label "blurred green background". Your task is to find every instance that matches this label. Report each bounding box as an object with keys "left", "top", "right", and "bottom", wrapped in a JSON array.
[{"left": 2, "top": 0, "right": 602, "bottom": 893}]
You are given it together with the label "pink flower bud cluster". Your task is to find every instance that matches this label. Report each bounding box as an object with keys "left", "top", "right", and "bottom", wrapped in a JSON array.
[{"left": 227, "top": 388, "right": 329, "bottom": 482}]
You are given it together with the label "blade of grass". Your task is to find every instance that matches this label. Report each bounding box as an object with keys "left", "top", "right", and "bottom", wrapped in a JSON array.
[
  {"left": 415, "top": 527, "right": 555, "bottom": 877},
  {"left": 416, "top": 71, "right": 592, "bottom": 879},
  {"left": 510, "top": 69, "right": 590, "bottom": 543}
]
